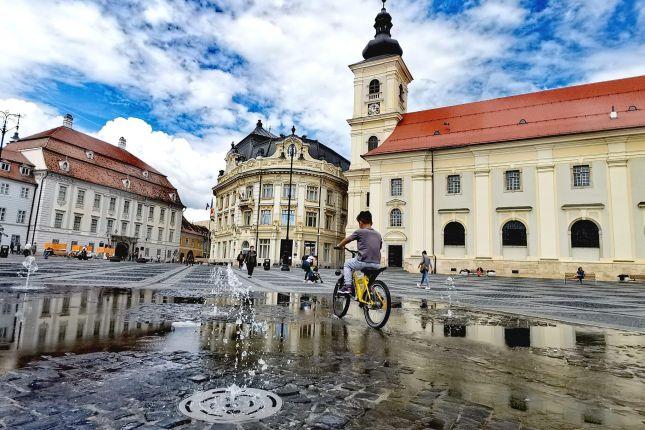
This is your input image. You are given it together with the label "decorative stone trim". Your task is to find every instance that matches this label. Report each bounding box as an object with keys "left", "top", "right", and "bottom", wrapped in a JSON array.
[
  {"left": 437, "top": 208, "right": 470, "bottom": 214},
  {"left": 561, "top": 203, "right": 605, "bottom": 210},
  {"left": 496, "top": 206, "right": 532, "bottom": 212}
]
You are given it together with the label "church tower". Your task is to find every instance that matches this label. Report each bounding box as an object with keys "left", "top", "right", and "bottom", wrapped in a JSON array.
[{"left": 346, "top": 0, "right": 413, "bottom": 235}]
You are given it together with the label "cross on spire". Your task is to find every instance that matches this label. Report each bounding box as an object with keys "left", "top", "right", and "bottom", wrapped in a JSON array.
[{"left": 382, "top": 0, "right": 387, "bottom": 10}]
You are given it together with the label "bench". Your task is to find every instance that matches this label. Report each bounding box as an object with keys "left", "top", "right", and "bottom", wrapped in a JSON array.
[{"left": 564, "top": 272, "right": 596, "bottom": 284}]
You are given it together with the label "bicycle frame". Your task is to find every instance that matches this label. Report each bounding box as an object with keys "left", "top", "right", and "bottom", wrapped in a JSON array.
[{"left": 352, "top": 272, "right": 374, "bottom": 305}]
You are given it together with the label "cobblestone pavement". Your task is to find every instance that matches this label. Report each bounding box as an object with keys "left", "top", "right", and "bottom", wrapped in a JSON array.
[
  {"left": 2, "top": 256, "right": 644, "bottom": 332},
  {"left": 0, "top": 256, "right": 643, "bottom": 429}
]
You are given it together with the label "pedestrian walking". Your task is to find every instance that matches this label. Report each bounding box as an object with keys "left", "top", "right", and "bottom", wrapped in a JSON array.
[
  {"left": 9, "top": 242, "right": 14, "bottom": 255},
  {"left": 237, "top": 252, "right": 245, "bottom": 270},
  {"left": 245, "top": 246, "right": 257, "bottom": 278},
  {"left": 417, "top": 250, "right": 432, "bottom": 288}
]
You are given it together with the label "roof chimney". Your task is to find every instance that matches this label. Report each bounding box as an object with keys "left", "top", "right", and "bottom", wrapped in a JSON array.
[
  {"left": 118, "top": 137, "right": 127, "bottom": 149},
  {"left": 63, "top": 114, "right": 73, "bottom": 128}
]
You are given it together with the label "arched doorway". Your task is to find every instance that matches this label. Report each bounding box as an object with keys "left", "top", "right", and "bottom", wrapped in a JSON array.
[
  {"left": 570, "top": 219, "right": 600, "bottom": 260},
  {"left": 115, "top": 242, "right": 129, "bottom": 259},
  {"left": 443, "top": 221, "right": 466, "bottom": 257}
]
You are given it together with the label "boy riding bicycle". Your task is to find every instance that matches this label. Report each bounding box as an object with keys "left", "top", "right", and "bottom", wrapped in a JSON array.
[{"left": 335, "top": 211, "right": 382, "bottom": 295}]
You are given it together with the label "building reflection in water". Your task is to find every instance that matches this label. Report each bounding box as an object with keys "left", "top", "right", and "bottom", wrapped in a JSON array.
[{"left": 0, "top": 288, "right": 169, "bottom": 371}]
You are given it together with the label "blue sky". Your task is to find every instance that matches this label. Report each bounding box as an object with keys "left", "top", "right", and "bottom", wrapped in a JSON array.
[{"left": 1, "top": 0, "right": 644, "bottom": 218}]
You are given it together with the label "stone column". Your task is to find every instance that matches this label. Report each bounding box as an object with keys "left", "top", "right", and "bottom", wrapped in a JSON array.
[
  {"left": 474, "top": 169, "right": 492, "bottom": 259},
  {"left": 536, "top": 164, "right": 558, "bottom": 259},
  {"left": 410, "top": 174, "right": 425, "bottom": 256},
  {"left": 369, "top": 176, "right": 383, "bottom": 233},
  {"left": 607, "top": 159, "right": 634, "bottom": 261}
]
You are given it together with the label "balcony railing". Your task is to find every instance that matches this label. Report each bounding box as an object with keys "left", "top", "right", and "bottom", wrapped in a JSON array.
[{"left": 366, "top": 92, "right": 382, "bottom": 101}]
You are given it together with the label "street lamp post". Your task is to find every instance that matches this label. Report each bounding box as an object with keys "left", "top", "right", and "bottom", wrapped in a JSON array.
[
  {"left": 281, "top": 129, "right": 297, "bottom": 271},
  {"left": 0, "top": 111, "right": 22, "bottom": 160}
]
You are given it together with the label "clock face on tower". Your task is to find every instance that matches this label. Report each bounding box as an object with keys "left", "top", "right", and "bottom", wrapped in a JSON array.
[{"left": 368, "top": 102, "right": 380, "bottom": 116}]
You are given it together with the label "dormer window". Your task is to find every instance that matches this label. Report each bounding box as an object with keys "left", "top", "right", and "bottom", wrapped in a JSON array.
[
  {"left": 169, "top": 192, "right": 177, "bottom": 202},
  {"left": 86, "top": 151, "right": 94, "bottom": 160},
  {"left": 59, "top": 160, "right": 70, "bottom": 172},
  {"left": 0, "top": 162, "right": 10, "bottom": 172},
  {"left": 20, "top": 166, "right": 31, "bottom": 176},
  {"left": 122, "top": 179, "right": 131, "bottom": 189},
  {"left": 142, "top": 170, "right": 149, "bottom": 178},
  {"left": 369, "top": 79, "right": 380, "bottom": 94}
]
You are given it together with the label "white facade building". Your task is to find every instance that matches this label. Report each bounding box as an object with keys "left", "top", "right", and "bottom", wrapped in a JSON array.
[
  {"left": 0, "top": 149, "right": 38, "bottom": 252},
  {"left": 12, "top": 115, "right": 183, "bottom": 259}
]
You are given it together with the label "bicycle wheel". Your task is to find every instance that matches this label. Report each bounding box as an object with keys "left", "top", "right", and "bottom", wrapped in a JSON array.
[
  {"left": 363, "top": 280, "right": 391, "bottom": 329},
  {"left": 332, "top": 278, "right": 350, "bottom": 318}
]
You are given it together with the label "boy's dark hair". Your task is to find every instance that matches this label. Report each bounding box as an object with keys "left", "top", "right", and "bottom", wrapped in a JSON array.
[
  {"left": 356, "top": 211, "right": 373, "bottom": 224},
  {"left": 422, "top": 250, "right": 427, "bottom": 255}
]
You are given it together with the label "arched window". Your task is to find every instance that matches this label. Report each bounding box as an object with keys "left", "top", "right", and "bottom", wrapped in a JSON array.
[
  {"left": 502, "top": 220, "right": 527, "bottom": 246},
  {"left": 571, "top": 220, "right": 599, "bottom": 248},
  {"left": 390, "top": 208, "right": 402, "bottom": 227},
  {"left": 367, "top": 136, "right": 378, "bottom": 151},
  {"left": 369, "top": 79, "right": 380, "bottom": 94},
  {"left": 444, "top": 222, "right": 465, "bottom": 246}
]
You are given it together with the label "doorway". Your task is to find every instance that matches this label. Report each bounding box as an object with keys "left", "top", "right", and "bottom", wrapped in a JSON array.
[
  {"left": 115, "top": 242, "right": 129, "bottom": 259},
  {"left": 387, "top": 245, "right": 403, "bottom": 267}
]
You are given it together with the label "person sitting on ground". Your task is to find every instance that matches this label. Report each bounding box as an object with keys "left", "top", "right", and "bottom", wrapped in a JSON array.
[
  {"left": 335, "top": 211, "right": 382, "bottom": 295},
  {"left": 576, "top": 267, "right": 585, "bottom": 284},
  {"left": 476, "top": 267, "right": 484, "bottom": 277}
]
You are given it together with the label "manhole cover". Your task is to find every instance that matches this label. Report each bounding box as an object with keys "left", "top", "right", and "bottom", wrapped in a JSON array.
[{"left": 178, "top": 388, "right": 282, "bottom": 423}]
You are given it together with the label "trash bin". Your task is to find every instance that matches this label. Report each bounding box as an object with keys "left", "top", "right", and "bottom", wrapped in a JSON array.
[
  {"left": 0, "top": 246, "right": 9, "bottom": 258},
  {"left": 263, "top": 259, "right": 271, "bottom": 270}
]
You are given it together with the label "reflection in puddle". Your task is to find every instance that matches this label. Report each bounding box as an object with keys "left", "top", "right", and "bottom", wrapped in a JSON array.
[{"left": 1, "top": 288, "right": 644, "bottom": 429}]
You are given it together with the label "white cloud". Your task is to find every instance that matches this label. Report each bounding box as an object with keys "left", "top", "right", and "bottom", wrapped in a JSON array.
[{"left": 0, "top": 98, "right": 63, "bottom": 138}]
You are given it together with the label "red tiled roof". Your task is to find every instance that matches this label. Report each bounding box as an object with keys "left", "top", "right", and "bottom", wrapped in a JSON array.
[
  {"left": 181, "top": 216, "right": 209, "bottom": 236},
  {"left": 0, "top": 149, "right": 36, "bottom": 185},
  {"left": 367, "top": 75, "right": 645, "bottom": 156},
  {"left": 13, "top": 126, "right": 183, "bottom": 207}
]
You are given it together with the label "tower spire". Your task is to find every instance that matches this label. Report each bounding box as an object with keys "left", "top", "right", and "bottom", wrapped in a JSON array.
[{"left": 362, "top": 0, "right": 403, "bottom": 60}]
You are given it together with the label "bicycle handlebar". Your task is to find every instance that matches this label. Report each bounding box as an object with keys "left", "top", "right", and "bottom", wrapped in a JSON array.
[{"left": 334, "top": 246, "right": 359, "bottom": 257}]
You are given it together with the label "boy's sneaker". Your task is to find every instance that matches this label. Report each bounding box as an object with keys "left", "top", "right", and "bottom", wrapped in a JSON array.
[{"left": 338, "top": 285, "right": 353, "bottom": 295}]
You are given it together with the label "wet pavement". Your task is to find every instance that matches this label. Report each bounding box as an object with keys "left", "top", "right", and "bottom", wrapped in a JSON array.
[{"left": 0, "top": 273, "right": 644, "bottom": 429}]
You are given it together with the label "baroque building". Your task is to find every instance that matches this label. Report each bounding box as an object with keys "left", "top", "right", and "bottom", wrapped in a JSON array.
[
  {"left": 179, "top": 216, "right": 209, "bottom": 261},
  {"left": 211, "top": 121, "right": 349, "bottom": 268},
  {"left": 347, "top": 2, "right": 645, "bottom": 280},
  {"left": 12, "top": 115, "right": 184, "bottom": 260}
]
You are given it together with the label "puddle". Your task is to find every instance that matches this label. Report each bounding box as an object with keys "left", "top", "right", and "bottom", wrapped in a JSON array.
[{"left": 1, "top": 287, "right": 644, "bottom": 429}]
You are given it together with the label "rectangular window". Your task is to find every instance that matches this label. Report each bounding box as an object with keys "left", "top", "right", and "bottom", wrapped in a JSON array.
[
  {"left": 225, "top": 195, "right": 230, "bottom": 207},
  {"left": 0, "top": 208, "right": 5, "bottom": 221},
  {"left": 0, "top": 183, "right": 8, "bottom": 195},
  {"left": 20, "top": 166, "right": 31, "bottom": 175},
  {"left": 20, "top": 187, "right": 29, "bottom": 199},
  {"left": 134, "top": 224, "right": 141, "bottom": 238},
  {"left": 505, "top": 170, "right": 521, "bottom": 191},
  {"left": 93, "top": 194, "right": 101, "bottom": 210},
  {"left": 121, "top": 221, "right": 128, "bottom": 235},
  {"left": 306, "top": 211, "right": 318, "bottom": 227},
  {"left": 107, "top": 219, "right": 114, "bottom": 233},
  {"left": 123, "top": 200, "right": 130, "bottom": 215},
  {"left": 73, "top": 214, "right": 82, "bottom": 231},
  {"left": 159, "top": 208, "right": 165, "bottom": 223},
  {"left": 158, "top": 227, "right": 164, "bottom": 241},
  {"left": 281, "top": 209, "right": 295, "bottom": 225},
  {"left": 90, "top": 217, "right": 99, "bottom": 233},
  {"left": 169, "top": 229, "right": 174, "bottom": 242},
  {"left": 325, "top": 214, "right": 334, "bottom": 230},
  {"left": 243, "top": 211, "right": 252, "bottom": 226},
  {"left": 16, "top": 210, "right": 26, "bottom": 224},
  {"left": 390, "top": 178, "right": 403, "bottom": 196},
  {"left": 76, "top": 189, "right": 85, "bottom": 208},
  {"left": 258, "top": 239, "right": 270, "bottom": 259},
  {"left": 148, "top": 206, "right": 154, "bottom": 221},
  {"left": 323, "top": 243, "right": 331, "bottom": 262},
  {"left": 261, "top": 210, "right": 272, "bottom": 225},
  {"left": 262, "top": 184, "right": 274, "bottom": 199},
  {"left": 145, "top": 247, "right": 149, "bottom": 257},
  {"left": 156, "top": 249, "right": 161, "bottom": 256},
  {"left": 572, "top": 165, "right": 591, "bottom": 188},
  {"left": 306, "top": 185, "right": 319, "bottom": 201},
  {"left": 245, "top": 185, "right": 253, "bottom": 199},
  {"left": 282, "top": 184, "right": 296, "bottom": 199},
  {"left": 136, "top": 203, "right": 143, "bottom": 218},
  {"left": 326, "top": 190, "right": 334, "bottom": 205},
  {"left": 447, "top": 175, "right": 461, "bottom": 194},
  {"left": 0, "top": 162, "right": 10, "bottom": 172},
  {"left": 54, "top": 211, "right": 64, "bottom": 229},
  {"left": 108, "top": 197, "right": 116, "bottom": 212},
  {"left": 146, "top": 226, "right": 152, "bottom": 240},
  {"left": 170, "top": 211, "right": 176, "bottom": 225}
]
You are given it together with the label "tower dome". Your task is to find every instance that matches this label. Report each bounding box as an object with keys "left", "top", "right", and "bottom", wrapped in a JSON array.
[{"left": 362, "top": 0, "right": 403, "bottom": 60}]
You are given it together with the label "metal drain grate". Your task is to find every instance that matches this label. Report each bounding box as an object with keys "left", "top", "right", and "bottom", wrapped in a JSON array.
[{"left": 178, "top": 388, "right": 282, "bottom": 423}]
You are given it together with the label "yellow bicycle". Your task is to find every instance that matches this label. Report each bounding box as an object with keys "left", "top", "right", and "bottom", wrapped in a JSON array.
[{"left": 332, "top": 248, "right": 391, "bottom": 329}]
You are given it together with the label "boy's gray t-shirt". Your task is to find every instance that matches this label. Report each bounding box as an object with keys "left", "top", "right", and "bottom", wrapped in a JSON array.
[{"left": 348, "top": 228, "right": 382, "bottom": 263}]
